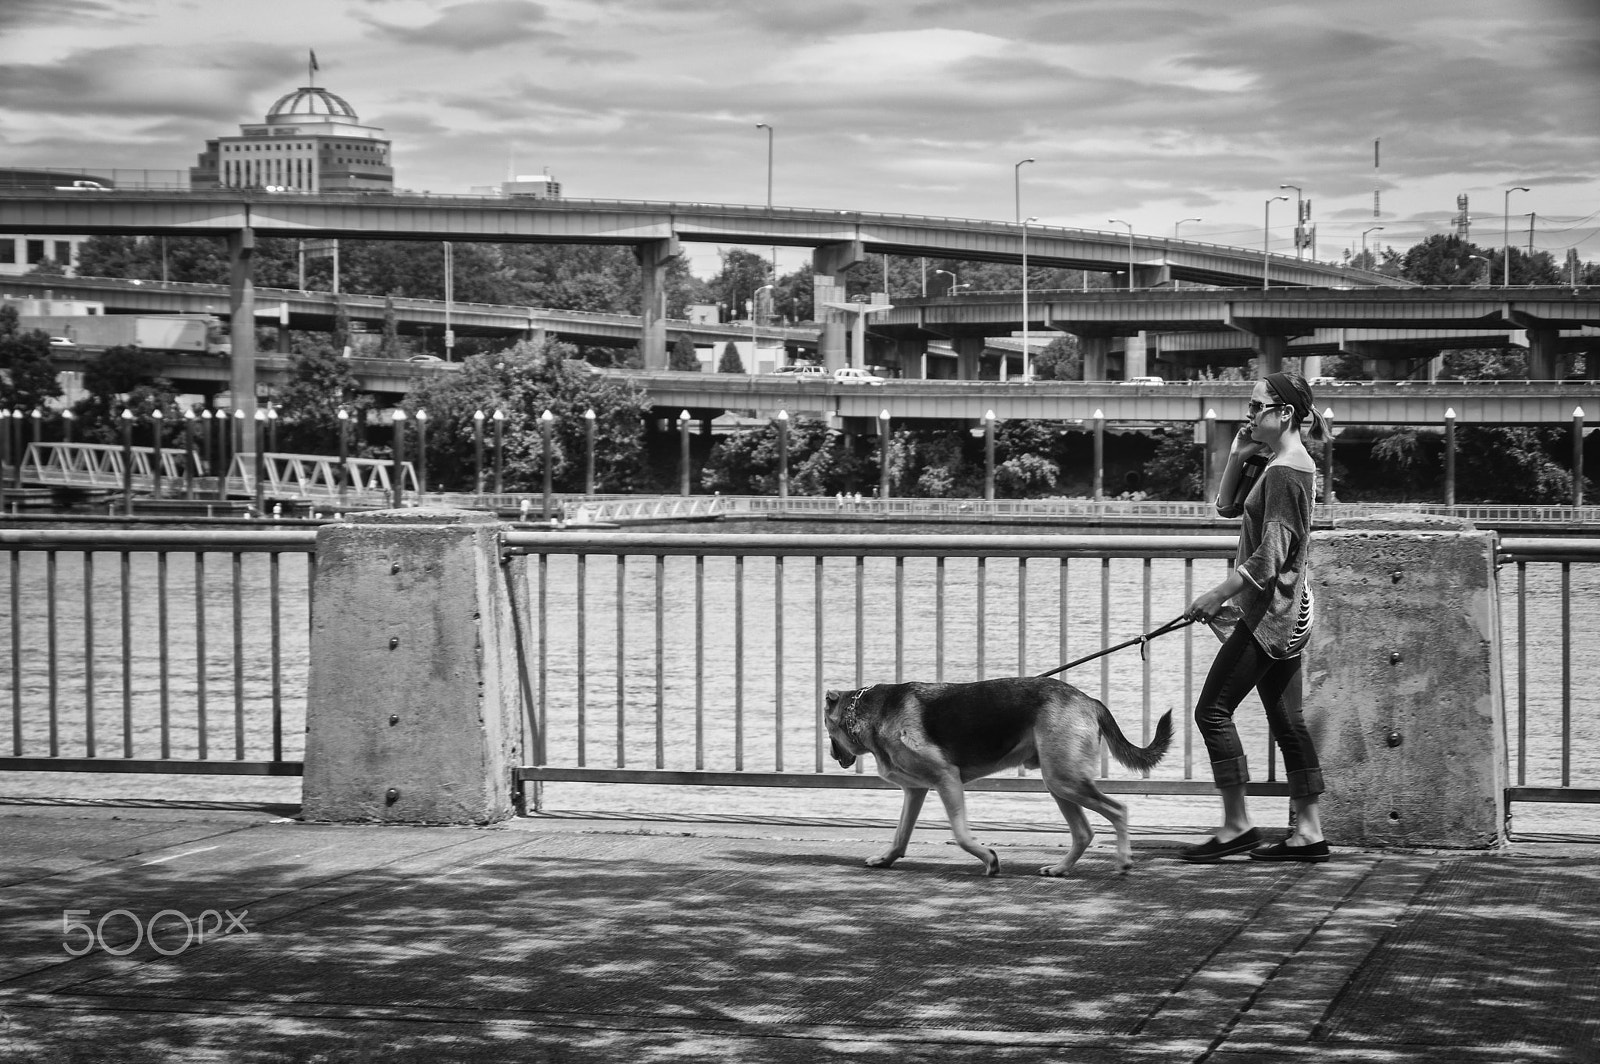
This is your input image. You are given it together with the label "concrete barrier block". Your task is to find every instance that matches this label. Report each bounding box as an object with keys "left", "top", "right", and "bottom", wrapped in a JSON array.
[
  {"left": 1305, "top": 519, "right": 1506, "bottom": 848},
  {"left": 303, "top": 508, "right": 523, "bottom": 824}
]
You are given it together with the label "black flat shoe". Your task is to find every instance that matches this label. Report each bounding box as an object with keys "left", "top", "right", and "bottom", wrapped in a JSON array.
[
  {"left": 1179, "top": 827, "right": 1263, "bottom": 863},
  {"left": 1249, "top": 839, "right": 1330, "bottom": 863}
]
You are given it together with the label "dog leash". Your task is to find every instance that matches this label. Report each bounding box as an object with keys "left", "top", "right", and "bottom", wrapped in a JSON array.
[{"left": 1035, "top": 614, "right": 1197, "bottom": 679}]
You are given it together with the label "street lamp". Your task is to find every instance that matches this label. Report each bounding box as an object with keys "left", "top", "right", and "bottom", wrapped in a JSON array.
[
  {"left": 1469, "top": 253, "right": 1492, "bottom": 286},
  {"left": 1279, "top": 184, "right": 1303, "bottom": 259},
  {"left": 1174, "top": 217, "right": 1201, "bottom": 239},
  {"left": 1263, "top": 195, "right": 1289, "bottom": 290},
  {"left": 1504, "top": 186, "right": 1531, "bottom": 286},
  {"left": 1108, "top": 218, "right": 1134, "bottom": 292},
  {"left": 1013, "top": 157, "right": 1034, "bottom": 223},
  {"left": 752, "top": 283, "right": 774, "bottom": 368},
  {"left": 1021, "top": 216, "right": 1037, "bottom": 381},
  {"left": 755, "top": 123, "right": 773, "bottom": 208},
  {"left": 1361, "top": 226, "right": 1385, "bottom": 260},
  {"left": 934, "top": 269, "right": 959, "bottom": 297}
]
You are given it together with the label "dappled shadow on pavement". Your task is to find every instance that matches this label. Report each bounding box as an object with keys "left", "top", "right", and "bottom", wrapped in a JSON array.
[{"left": 0, "top": 815, "right": 1595, "bottom": 1062}]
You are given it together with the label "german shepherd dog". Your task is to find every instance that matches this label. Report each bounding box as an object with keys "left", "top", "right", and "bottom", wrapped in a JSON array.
[{"left": 825, "top": 677, "right": 1172, "bottom": 877}]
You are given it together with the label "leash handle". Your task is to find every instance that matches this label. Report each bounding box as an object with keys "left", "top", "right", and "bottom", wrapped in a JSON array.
[{"left": 1036, "top": 615, "right": 1196, "bottom": 679}]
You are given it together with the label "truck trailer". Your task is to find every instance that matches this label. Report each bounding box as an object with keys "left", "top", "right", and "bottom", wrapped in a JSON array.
[{"left": 20, "top": 314, "right": 229, "bottom": 355}]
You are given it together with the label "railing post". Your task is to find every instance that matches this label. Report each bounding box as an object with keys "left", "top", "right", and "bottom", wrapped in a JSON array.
[
  {"left": 304, "top": 508, "right": 524, "bottom": 824},
  {"left": 1305, "top": 514, "right": 1506, "bottom": 847}
]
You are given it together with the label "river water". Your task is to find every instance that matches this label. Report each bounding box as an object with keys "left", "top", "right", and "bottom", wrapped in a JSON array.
[{"left": 1, "top": 518, "right": 1593, "bottom": 837}]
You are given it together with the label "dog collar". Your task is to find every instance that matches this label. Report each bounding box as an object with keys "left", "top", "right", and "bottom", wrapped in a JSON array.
[{"left": 841, "top": 684, "right": 876, "bottom": 741}]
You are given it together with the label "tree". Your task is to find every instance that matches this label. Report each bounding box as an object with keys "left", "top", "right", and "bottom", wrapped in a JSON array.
[
  {"left": 718, "top": 342, "right": 745, "bottom": 374},
  {"left": 1032, "top": 335, "right": 1082, "bottom": 381},
  {"left": 71, "top": 346, "right": 177, "bottom": 443},
  {"left": 669, "top": 333, "right": 701, "bottom": 371},
  {"left": 709, "top": 249, "right": 776, "bottom": 322},
  {"left": 1140, "top": 425, "right": 1204, "bottom": 499},
  {"left": 377, "top": 294, "right": 403, "bottom": 359},
  {"left": 275, "top": 345, "right": 372, "bottom": 454},
  {"left": 1457, "top": 427, "right": 1576, "bottom": 503},
  {"left": 331, "top": 295, "right": 351, "bottom": 356},
  {"left": 0, "top": 304, "right": 64, "bottom": 411},
  {"left": 406, "top": 337, "right": 652, "bottom": 493}
]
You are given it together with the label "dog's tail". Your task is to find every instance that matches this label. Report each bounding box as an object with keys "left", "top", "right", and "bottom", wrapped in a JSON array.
[{"left": 1096, "top": 703, "right": 1173, "bottom": 774}]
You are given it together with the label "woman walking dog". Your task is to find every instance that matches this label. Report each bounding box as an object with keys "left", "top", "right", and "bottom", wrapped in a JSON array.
[{"left": 1180, "top": 371, "right": 1330, "bottom": 864}]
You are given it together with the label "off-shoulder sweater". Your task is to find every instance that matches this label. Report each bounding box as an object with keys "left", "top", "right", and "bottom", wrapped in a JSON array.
[{"left": 1217, "top": 463, "right": 1314, "bottom": 659}]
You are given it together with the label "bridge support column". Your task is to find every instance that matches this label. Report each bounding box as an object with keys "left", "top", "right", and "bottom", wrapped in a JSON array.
[
  {"left": 952, "top": 336, "right": 985, "bottom": 381},
  {"left": 1202, "top": 413, "right": 1232, "bottom": 504},
  {"left": 813, "top": 241, "right": 864, "bottom": 372},
  {"left": 1525, "top": 328, "right": 1561, "bottom": 380},
  {"left": 636, "top": 237, "right": 681, "bottom": 372},
  {"left": 1080, "top": 335, "right": 1112, "bottom": 381},
  {"left": 1255, "top": 333, "right": 1287, "bottom": 375},
  {"left": 891, "top": 339, "right": 929, "bottom": 379},
  {"left": 303, "top": 509, "right": 523, "bottom": 824},
  {"left": 1124, "top": 332, "right": 1150, "bottom": 379},
  {"left": 1306, "top": 515, "right": 1506, "bottom": 847},
  {"left": 228, "top": 227, "right": 258, "bottom": 452}
]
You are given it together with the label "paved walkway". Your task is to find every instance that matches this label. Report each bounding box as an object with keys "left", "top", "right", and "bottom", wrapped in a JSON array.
[{"left": 0, "top": 801, "right": 1596, "bottom": 1063}]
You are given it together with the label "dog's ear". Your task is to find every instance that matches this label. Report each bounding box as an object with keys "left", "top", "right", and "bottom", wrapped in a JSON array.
[{"left": 824, "top": 689, "right": 842, "bottom": 715}]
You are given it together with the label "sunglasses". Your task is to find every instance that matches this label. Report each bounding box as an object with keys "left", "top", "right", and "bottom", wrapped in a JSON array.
[{"left": 1247, "top": 401, "right": 1288, "bottom": 417}]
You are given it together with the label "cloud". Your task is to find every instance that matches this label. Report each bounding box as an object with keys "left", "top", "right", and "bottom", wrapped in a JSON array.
[
  {"left": 357, "top": 0, "right": 561, "bottom": 53},
  {"left": 0, "top": 0, "right": 124, "bottom": 31},
  {"left": 0, "top": 42, "right": 288, "bottom": 122}
]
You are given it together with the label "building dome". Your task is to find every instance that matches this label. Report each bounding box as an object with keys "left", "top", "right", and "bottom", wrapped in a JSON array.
[{"left": 266, "top": 87, "right": 359, "bottom": 123}]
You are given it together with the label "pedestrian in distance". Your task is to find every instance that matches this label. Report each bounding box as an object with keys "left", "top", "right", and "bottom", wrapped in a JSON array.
[{"left": 1180, "top": 370, "right": 1330, "bottom": 864}]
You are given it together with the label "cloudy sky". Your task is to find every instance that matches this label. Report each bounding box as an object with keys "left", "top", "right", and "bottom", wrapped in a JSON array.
[{"left": 2, "top": 0, "right": 1596, "bottom": 278}]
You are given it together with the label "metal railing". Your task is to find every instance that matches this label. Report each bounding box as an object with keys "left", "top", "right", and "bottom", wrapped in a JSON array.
[
  {"left": 0, "top": 529, "right": 316, "bottom": 776},
  {"left": 0, "top": 526, "right": 1591, "bottom": 820}
]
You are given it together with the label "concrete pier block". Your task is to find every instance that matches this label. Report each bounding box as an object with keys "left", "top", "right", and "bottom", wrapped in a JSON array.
[
  {"left": 303, "top": 508, "right": 524, "bottom": 825},
  {"left": 1305, "top": 514, "right": 1506, "bottom": 848}
]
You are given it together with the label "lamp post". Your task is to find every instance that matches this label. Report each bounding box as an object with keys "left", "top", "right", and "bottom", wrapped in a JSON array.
[
  {"left": 336, "top": 407, "right": 349, "bottom": 507},
  {"left": 120, "top": 408, "right": 134, "bottom": 516},
  {"left": 1013, "top": 157, "right": 1034, "bottom": 223},
  {"left": 182, "top": 408, "right": 196, "bottom": 499},
  {"left": 1108, "top": 218, "right": 1135, "bottom": 292},
  {"left": 389, "top": 409, "right": 406, "bottom": 508},
  {"left": 253, "top": 407, "right": 267, "bottom": 514},
  {"left": 934, "top": 269, "right": 959, "bottom": 297},
  {"left": 414, "top": 408, "right": 428, "bottom": 494},
  {"left": 775, "top": 409, "right": 789, "bottom": 503},
  {"left": 1469, "top": 253, "right": 1492, "bottom": 286},
  {"left": 752, "top": 283, "right": 774, "bottom": 368},
  {"left": 1573, "top": 406, "right": 1585, "bottom": 508},
  {"left": 1361, "top": 226, "right": 1384, "bottom": 258},
  {"left": 1021, "top": 216, "right": 1037, "bottom": 381},
  {"left": 492, "top": 409, "right": 505, "bottom": 495},
  {"left": 62, "top": 408, "right": 74, "bottom": 446},
  {"left": 583, "top": 408, "right": 596, "bottom": 496},
  {"left": 878, "top": 409, "right": 892, "bottom": 503},
  {"left": 982, "top": 410, "right": 996, "bottom": 502},
  {"left": 150, "top": 408, "right": 163, "bottom": 500},
  {"left": 755, "top": 122, "right": 773, "bottom": 208},
  {"left": 1444, "top": 408, "right": 1457, "bottom": 506},
  {"left": 200, "top": 408, "right": 212, "bottom": 496},
  {"left": 1322, "top": 407, "right": 1336, "bottom": 504},
  {"left": 1504, "top": 186, "right": 1530, "bottom": 286},
  {"left": 1279, "top": 184, "right": 1304, "bottom": 259},
  {"left": 1263, "top": 195, "right": 1289, "bottom": 290},
  {"left": 1174, "top": 217, "right": 1201, "bottom": 239},
  {"left": 1092, "top": 408, "right": 1105, "bottom": 502},
  {"left": 472, "top": 409, "right": 485, "bottom": 500},
  {"left": 540, "top": 409, "right": 554, "bottom": 519},
  {"left": 678, "top": 410, "right": 692, "bottom": 497}
]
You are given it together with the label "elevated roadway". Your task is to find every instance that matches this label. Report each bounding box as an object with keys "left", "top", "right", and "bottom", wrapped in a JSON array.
[
  {"left": 615, "top": 373, "right": 1600, "bottom": 428},
  {"left": 878, "top": 286, "right": 1600, "bottom": 380},
  {"left": 0, "top": 274, "right": 820, "bottom": 353}
]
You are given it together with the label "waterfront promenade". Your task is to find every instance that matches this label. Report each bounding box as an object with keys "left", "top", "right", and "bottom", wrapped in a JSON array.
[{"left": 1, "top": 799, "right": 1595, "bottom": 1062}]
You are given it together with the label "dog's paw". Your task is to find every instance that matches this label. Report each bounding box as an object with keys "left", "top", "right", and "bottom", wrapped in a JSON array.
[
  {"left": 1038, "top": 864, "right": 1072, "bottom": 878},
  {"left": 866, "top": 853, "right": 900, "bottom": 869},
  {"left": 984, "top": 849, "right": 1001, "bottom": 877},
  {"left": 1117, "top": 857, "right": 1135, "bottom": 875}
]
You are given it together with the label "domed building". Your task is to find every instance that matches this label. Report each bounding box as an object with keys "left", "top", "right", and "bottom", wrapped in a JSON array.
[{"left": 190, "top": 84, "right": 393, "bottom": 192}]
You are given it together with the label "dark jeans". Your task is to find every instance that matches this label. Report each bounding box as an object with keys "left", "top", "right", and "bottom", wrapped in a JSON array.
[{"left": 1195, "top": 622, "right": 1325, "bottom": 799}]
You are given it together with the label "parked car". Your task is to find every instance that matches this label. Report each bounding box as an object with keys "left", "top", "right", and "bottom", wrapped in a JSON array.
[
  {"left": 407, "top": 355, "right": 445, "bottom": 363},
  {"left": 48, "top": 336, "right": 76, "bottom": 348},
  {"left": 772, "top": 364, "right": 827, "bottom": 380},
  {"left": 833, "top": 367, "right": 886, "bottom": 385},
  {"left": 1122, "top": 376, "right": 1165, "bottom": 385}
]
